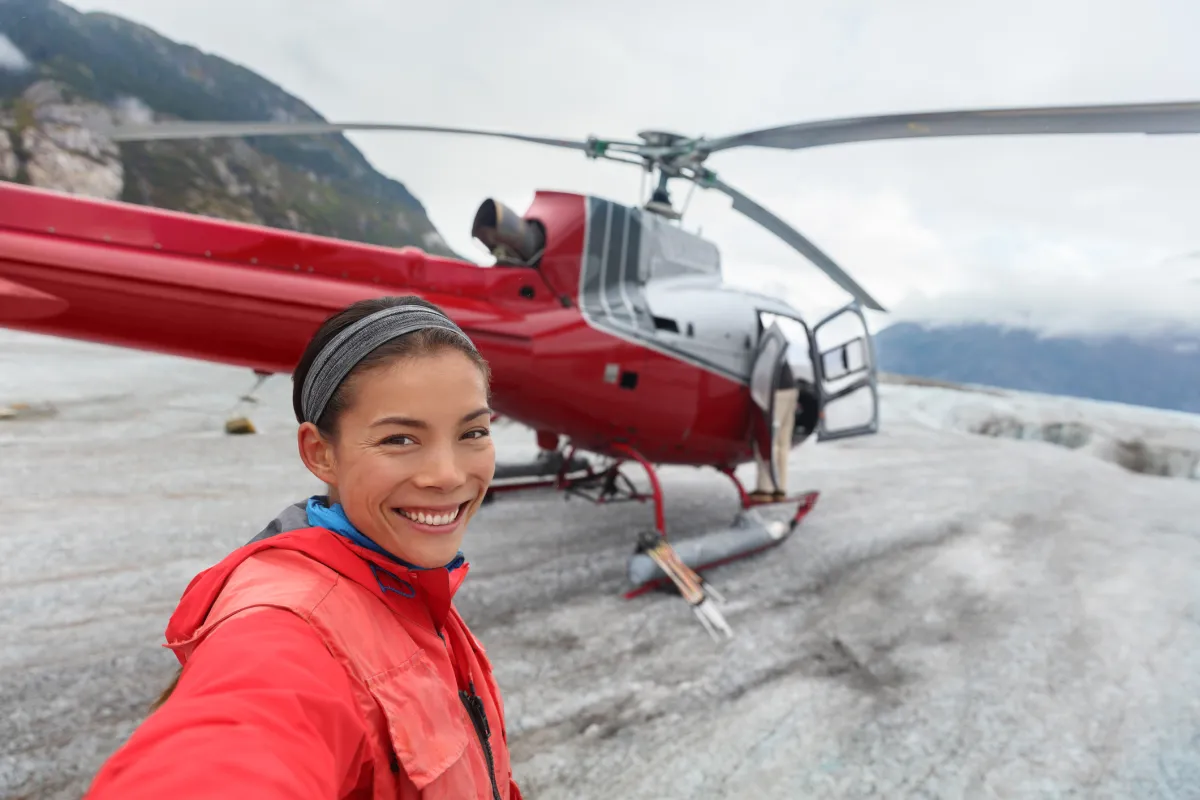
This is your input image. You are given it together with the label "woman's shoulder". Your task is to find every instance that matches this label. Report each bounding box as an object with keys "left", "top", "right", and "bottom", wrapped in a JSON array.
[
  {"left": 198, "top": 605, "right": 343, "bottom": 672},
  {"left": 219, "top": 545, "right": 343, "bottom": 609},
  {"left": 165, "top": 528, "right": 354, "bottom": 663}
]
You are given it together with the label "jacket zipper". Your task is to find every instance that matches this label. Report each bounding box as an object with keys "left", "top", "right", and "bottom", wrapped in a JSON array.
[
  {"left": 461, "top": 684, "right": 502, "bottom": 800},
  {"left": 440, "top": 629, "right": 502, "bottom": 800}
]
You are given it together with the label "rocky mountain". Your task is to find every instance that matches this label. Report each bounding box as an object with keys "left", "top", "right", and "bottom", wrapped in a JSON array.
[
  {"left": 0, "top": 0, "right": 457, "bottom": 257},
  {"left": 875, "top": 321, "right": 1200, "bottom": 414}
]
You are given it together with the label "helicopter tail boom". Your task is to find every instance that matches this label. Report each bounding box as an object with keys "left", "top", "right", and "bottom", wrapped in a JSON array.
[
  {"left": 0, "top": 276, "right": 69, "bottom": 322},
  {"left": 0, "top": 181, "right": 522, "bottom": 374}
]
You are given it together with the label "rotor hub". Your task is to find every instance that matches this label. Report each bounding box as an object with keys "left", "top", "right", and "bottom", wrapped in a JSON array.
[{"left": 636, "top": 130, "right": 690, "bottom": 148}]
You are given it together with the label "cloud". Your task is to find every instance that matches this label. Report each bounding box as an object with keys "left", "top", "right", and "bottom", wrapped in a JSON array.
[
  {"left": 717, "top": 185, "right": 963, "bottom": 320},
  {"left": 893, "top": 251, "right": 1200, "bottom": 337},
  {"left": 61, "top": 0, "right": 1200, "bottom": 337},
  {"left": 0, "top": 32, "right": 30, "bottom": 71}
]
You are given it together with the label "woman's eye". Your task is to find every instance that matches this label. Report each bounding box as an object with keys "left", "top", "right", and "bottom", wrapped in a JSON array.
[
  {"left": 463, "top": 428, "right": 490, "bottom": 440},
  {"left": 381, "top": 434, "right": 414, "bottom": 446}
]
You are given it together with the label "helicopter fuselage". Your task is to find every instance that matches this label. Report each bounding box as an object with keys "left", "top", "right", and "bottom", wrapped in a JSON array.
[{"left": 0, "top": 182, "right": 867, "bottom": 466}]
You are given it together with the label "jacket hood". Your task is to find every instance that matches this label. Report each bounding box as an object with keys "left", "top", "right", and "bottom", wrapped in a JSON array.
[{"left": 164, "top": 501, "right": 469, "bottom": 660}]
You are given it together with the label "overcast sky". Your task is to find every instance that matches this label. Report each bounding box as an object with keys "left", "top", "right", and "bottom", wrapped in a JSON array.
[{"left": 56, "top": 0, "right": 1200, "bottom": 334}]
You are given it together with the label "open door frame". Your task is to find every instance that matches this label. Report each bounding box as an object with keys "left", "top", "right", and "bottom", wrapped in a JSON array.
[
  {"left": 748, "top": 319, "right": 789, "bottom": 489},
  {"left": 811, "top": 300, "right": 880, "bottom": 443}
]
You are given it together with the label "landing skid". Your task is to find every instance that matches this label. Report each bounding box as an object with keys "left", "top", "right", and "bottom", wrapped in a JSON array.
[
  {"left": 623, "top": 490, "right": 818, "bottom": 599},
  {"left": 483, "top": 443, "right": 820, "bottom": 641}
]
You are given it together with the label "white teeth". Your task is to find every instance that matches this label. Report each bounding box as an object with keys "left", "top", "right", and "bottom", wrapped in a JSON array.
[{"left": 398, "top": 506, "right": 461, "bottom": 526}]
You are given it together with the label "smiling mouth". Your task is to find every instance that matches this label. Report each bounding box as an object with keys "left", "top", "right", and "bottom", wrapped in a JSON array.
[{"left": 393, "top": 501, "right": 469, "bottom": 528}]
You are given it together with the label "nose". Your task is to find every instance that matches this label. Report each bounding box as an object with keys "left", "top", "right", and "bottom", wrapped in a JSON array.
[{"left": 412, "top": 439, "right": 466, "bottom": 490}]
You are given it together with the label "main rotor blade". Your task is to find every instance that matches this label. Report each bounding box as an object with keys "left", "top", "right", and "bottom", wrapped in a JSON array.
[
  {"left": 700, "top": 100, "right": 1200, "bottom": 154},
  {"left": 93, "top": 119, "right": 604, "bottom": 152},
  {"left": 700, "top": 175, "right": 886, "bottom": 312}
]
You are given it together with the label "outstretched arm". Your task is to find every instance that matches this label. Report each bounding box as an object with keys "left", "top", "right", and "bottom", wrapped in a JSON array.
[{"left": 85, "top": 609, "right": 370, "bottom": 799}]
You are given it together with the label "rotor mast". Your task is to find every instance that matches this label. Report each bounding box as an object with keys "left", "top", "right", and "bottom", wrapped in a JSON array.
[{"left": 633, "top": 130, "right": 693, "bottom": 221}]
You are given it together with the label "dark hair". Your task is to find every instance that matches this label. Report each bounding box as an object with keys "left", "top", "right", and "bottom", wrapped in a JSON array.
[{"left": 291, "top": 295, "right": 491, "bottom": 436}]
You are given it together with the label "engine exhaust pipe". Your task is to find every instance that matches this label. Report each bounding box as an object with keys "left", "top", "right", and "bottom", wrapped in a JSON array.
[{"left": 471, "top": 198, "right": 545, "bottom": 265}]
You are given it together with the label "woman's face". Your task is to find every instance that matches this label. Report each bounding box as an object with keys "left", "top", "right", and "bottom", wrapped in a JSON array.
[{"left": 299, "top": 348, "right": 495, "bottom": 568}]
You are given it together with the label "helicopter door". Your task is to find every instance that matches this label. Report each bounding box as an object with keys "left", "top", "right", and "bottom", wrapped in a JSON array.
[
  {"left": 749, "top": 321, "right": 790, "bottom": 489},
  {"left": 811, "top": 301, "right": 880, "bottom": 442}
]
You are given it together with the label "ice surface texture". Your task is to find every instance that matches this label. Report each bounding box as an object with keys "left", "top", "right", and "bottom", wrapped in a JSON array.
[{"left": 2, "top": 331, "right": 1198, "bottom": 799}]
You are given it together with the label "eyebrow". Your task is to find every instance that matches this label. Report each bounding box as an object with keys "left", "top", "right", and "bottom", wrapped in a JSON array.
[{"left": 370, "top": 407, "right": 493, "bottom": 429}]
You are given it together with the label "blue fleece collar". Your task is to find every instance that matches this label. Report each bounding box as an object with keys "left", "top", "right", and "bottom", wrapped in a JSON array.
[{"left": 305, "top": 496, "right": 465, "bottom": 572}]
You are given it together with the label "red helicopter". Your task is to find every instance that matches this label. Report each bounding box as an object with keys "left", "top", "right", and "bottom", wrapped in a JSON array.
[{"left": 3, "top": 99, "right": 1199, "bottom": 637}]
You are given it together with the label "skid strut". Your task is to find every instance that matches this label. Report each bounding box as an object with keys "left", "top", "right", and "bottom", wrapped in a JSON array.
[{"left": 612, "top": 444, "right": 734, "bottom": 641}]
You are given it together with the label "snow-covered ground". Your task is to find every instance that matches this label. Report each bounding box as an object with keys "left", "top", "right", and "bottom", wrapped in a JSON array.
[
  {"left": 2, "top": 330, "right": 1199, "bottom": 799},
  {"left": 882, "top": 374, "right": 1200, "bottom": 481}
]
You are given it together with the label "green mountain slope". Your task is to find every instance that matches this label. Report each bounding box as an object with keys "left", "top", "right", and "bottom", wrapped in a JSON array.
[{"left": 0, "top": 0, "right": 458, "bottom": 257}]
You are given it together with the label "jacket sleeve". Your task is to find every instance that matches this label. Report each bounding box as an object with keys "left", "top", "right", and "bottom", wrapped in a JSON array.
[{"left": 85, "top": 608, "right": 370, "bottom": 799}]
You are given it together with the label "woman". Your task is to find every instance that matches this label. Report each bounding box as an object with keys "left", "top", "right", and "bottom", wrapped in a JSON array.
[{"left": 86, "top": 296, "right": 521, "bottom": 800}]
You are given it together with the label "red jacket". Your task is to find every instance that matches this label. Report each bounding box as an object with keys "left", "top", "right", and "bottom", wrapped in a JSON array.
[{"left": 85, "top": 521, "right": 521, "bottom": 799}]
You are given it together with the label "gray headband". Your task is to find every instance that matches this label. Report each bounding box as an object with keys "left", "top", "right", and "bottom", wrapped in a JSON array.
[{"left": 300, "top": 304, "right": 477, "bottom": 424}]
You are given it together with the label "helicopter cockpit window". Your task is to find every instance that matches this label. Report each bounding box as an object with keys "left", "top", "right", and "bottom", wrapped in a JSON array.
[{"left": 639, "top": 213, "right": 721, "bottom": 282}]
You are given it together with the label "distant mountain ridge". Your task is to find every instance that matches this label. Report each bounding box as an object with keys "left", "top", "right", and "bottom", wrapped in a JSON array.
[
  {"left": 0, "top": 0, "right": 457, "bottom": 256},
  {"left": 875, "top": 321, "right": 1200, "bottom": 414}
]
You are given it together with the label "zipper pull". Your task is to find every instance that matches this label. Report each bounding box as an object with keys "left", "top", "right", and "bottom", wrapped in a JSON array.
[{"left": 469, "top": 686, "right": 491, "bottom": 737}]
